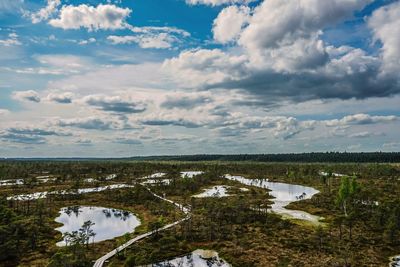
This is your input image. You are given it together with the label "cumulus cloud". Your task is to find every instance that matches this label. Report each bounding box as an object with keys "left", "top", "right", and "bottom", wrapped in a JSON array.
[
  {"left": 0, "top": 132, "right": 46, "bottom": 144},
  {"left": 54, "top": 117, "right": 121, "bottom": 130},
  {"left": 218, "top": 115, "right": 316, "bottom": 139},
  {"left": 325, "top": 114, "right": 398, "bottom": 127},
  {"left": 141, "top": 118, "right": 201, "bottom": 128},
  {"left": 46, "top": 92, "right": 74, "bottom": 103},
  {"left": 82, "top": 95, "right": 146, "bottom": 114},
  {"left": 0, "top": 33, "right": 22, "bottom": 46},
  {"left": 75, "top": 138, "right": 92, "bottom": 146},
  {"left": 6, "top": 126, "right": 72, "bottom": 137},
  {"left": 12, "top": 90, "right": 41, "bottom": 103},
  {"left": 8, "top": 54, "right": 93, "bottom": 76},
  {"left": 108, "top": 26, "right": 189, "bottom": 49},
  {"left": 0, "top": 126, "right": 71, "bottom": 145},
  {"left": 108, "top": 33, "right": 177, "bottom": 49},
  {"left": 0, "top": 109, "right": 10, "bottom": 115},
  {"left": 213, "top": 5, "right": 250, "bottom": 44},
  {"left": 161, "top": 94, "right": 213, "bottom": 109},
  {"left": 163, "top": 48, "right": 248, "bottom": 87},
  {"left": 78, "top": 38, "right": 96, "bottom": 45},
  {"left": 186, "top": 0, "right": 255, "bottom": 6},
  {"left": 368, "top": 1, "right": 400, "bottom": 75},
  {"left": 166, "top": 0, "right": 400, "bottom": 104},
  {"left": 30, "top": 0, "right": 60, "bottom": 23},
  {"left": 49, "top": 4, "right": 131, "bottom": 31}
]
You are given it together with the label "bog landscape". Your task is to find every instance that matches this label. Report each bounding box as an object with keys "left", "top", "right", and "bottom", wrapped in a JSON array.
[
  {"left": 1, "top": 0, "right": 400, "bottom": 266},
  {"left": 1, "top": 155, "right": 400, "bottom": 266}
]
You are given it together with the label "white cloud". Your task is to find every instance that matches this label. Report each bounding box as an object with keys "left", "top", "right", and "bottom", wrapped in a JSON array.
[
  {"left": 213, "top": 5, "right": 250, "bottom": 44},
  {"left": 0, "top": 33, "right": 22, "bottom": 46},
  {"left": 107, "top": 26, "right": 189, "bottom": 49},
  {"left": 108, "top": 33, "right": 177, "bottom": 49},
  {"left": 163, "top": 48, "right": 247, "bottom": 87},
  {"left": 12, "top": 90, "right": 41, "bottom": 103},
  {"left": 165, "top": 0, "right": 396, "bottom": 103},
  {"left": 325, "top": 114, "right": 397, "bottom": 127},
  {"left": 131, "top": 26, "right": 190, "bottom": 37},
  {"left": 82, "top": 94, "right": 146, "bottom": 113},
  {"left": 10, "top": 54, "right": 93, "bottom": 75},
  {"left": 53, "top": 116, "right": 132, "bottom": 130},
  {"left": 30, "top": 0, "right": 61, "bottom": 23},
  {"left": 0, "top": 109, "right": 10, "bottom": 115},
  {"left": 46, "top": 92, "right": 74, "bottom": 103},
  {"left": 368, "top": 1, "right": 400, "bottom": 75},
  {"left": 78, "top": 38, "right": 96, "bottom": 45},
  {"left": 186, "top": 0, "right": 254, "bottom": 6},
  {"left": 49, "top": 4, "right": 131, "bottom": 31},
  {"left": 238, "top": 0, "right": 371, "bottom": 70}
]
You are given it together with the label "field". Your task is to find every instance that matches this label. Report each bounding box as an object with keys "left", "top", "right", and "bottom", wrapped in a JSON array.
[{"left": 0, "top": 161, "right": 399, "bottom": 267}]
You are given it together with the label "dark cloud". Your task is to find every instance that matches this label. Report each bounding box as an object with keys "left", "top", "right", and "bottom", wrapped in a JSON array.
[
  {"left": 56, "top": 118, "right": 115, "bottom": 130},
  {"left": 7, "top": 127, "right": 71, "bottom": 136},
  {"left": 141, "top": 119, "right": 201, "bottom": 128},
  {"left": 84, "top": 95, "right": 146, "bottom": 113},
  {"left": 0, "top": 126, "right": 73, "bottom": 145},
  {"left": 0, "top": 132, "right": 46, "bottom": 144},
  {"left": 47, "top": 93, "right": 73, "bottom": 104},
  {"left": 161, "top": 95, "right": 212, "bottom": 109}
]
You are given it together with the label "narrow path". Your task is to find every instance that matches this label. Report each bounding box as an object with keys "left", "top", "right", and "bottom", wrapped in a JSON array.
[{"left": 93, "top": 184, "right": 190, "bottom": 267}]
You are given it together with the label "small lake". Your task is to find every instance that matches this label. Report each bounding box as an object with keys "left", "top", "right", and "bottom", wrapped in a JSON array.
[
  {"left": 7, "top": 184, "right": 134, "bottom": 201},
  {"left": 147, "top": 249, "right": 230, "bottom": 267},
  {"left": 224, "top": 174, "right": 321, "bottom": 223},
  {"left": 0, "top": 179, "right": 24, "bottom": 186},
  {"left": 143, "top": 173, "right": 167, "bottom": 179},
  {"left": 142, "top": 179, "right": 172, "bottom": 185},
  {"left": 390, "top": 255, "right": 400, "bottom": 267},
  {"left": 55, "top": 206, "right": 140, "bottom": 246},
  {"left": 193, "top": 186, "right": 231, "bottom": 198},
  {"left": 181, "top": 171, "right": 204, "bottom": 178}
]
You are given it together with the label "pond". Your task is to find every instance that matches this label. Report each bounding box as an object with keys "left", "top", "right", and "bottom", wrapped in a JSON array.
[
  {"left": 147, "top": 249, "right": 230, "bottom": 267},
  {"left": 193, "top": 186, "right": 231, "bottom": 198},
  {"left": 55, "top": 206, "right": 140, "bottom": 246},
  {"left": 142, "top": 179, "right": 172, "bottom": 185},
  {"left": 390, "top": 255, "right": 400, "bottom": 267},
  {"left": 0, "top": 179, "right": 24, "bottom": 186},
  {"left": 0, "top": 176, "right": 56, "bottom": 187},
  {"left": 7, "top": 184, "right": 134, "bottom": 201},
  {"left": 143, "top": 173, "right": 167, "bottom": 179},
  {"left": 224, "top": 174, "right": 321, "bottom": 223},
  {"left": 181, "top": 171, "right": 204, "bottom": 178}
]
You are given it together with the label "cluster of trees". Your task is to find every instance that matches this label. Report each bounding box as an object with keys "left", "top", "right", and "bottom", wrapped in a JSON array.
[
  {"left": 0, "top": 198, "right": 54, "bottom": 263},
  {"left": 48, "top": 221, "right": 96, "bottom": 267},
  {"left": 127, "top": 152, "right": 400, "bottom": 163}
]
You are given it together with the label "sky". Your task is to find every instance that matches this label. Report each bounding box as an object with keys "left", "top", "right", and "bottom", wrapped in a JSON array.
[{"left": 0, "top": 0, "right": 400, "bottom": 157}]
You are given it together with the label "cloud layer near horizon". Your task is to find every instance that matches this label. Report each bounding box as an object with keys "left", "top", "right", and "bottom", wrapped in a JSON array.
[{"left": 1, "top": 0, "right": 400, "bottom": 157}]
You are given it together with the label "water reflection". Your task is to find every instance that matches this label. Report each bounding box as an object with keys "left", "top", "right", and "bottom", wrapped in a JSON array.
[
  {"left": 390, "top": 256, "right": 400, "bottom": 267},
  {"left": 181, "top": 171, "right": 204, "bottom": 178},
  {"left": 55, "top": 206, "right": 140, "bottom": 246},
  {"left": 224, "top": 174, "right": 320, "bottom": 223},
  {"left": 7, "top": 184, "right": 134, "bottom": 201},
  {"left": 148, "top": 249, "right": 230, "bottom": 267},
  {"left": 193, "top": 186, "right": 231, "bottom": 198}
]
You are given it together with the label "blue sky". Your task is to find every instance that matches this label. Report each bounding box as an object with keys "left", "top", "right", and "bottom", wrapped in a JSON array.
[{"left": 0, "top": 0, "right": 400, "bottom": 157}]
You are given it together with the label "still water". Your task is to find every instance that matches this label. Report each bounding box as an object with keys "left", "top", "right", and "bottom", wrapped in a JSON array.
[
  {"left": 224, "top": 174, "right": 321, "bottom": 223},
  {"left": 147, "top": 249, "right": 230, "bottom": 267},
  {"left": 55, "top": 206, "right": 140, "bottom": 246}
]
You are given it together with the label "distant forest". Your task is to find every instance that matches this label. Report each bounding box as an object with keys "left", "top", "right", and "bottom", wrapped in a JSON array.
[
  {"left": 130, "top": 152, "right": 400, "bottom": 163},
  {"left": 2, "top": 152, "right": 400, "bottom": 163}
]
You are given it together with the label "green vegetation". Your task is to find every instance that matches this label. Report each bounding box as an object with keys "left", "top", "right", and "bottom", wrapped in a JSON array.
[{"left": 0, "top": 161, "right": 399, "bottom": 266}]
